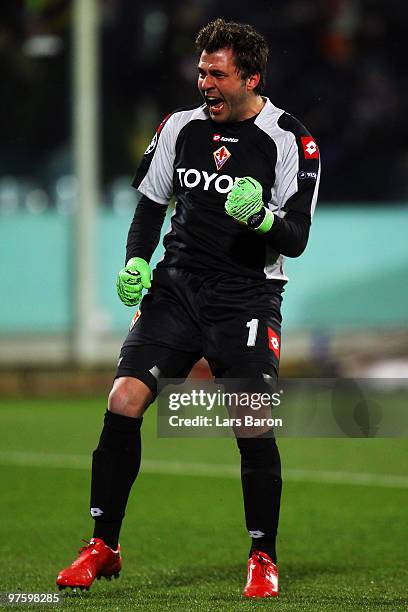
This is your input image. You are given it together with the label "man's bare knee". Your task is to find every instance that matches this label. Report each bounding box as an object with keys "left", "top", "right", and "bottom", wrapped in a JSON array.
[{"left": 108, "top": 377, "right": 154, "bottom": 418}]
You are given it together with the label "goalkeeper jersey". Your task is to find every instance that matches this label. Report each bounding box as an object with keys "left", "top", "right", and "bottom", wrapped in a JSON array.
[{"left": 132, "top": 97, "right": 320, "bottom": 281}]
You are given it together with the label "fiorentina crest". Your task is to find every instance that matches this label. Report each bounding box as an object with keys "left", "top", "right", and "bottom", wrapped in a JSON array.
[{"left": 213, "top": 145, "right": 231, "bottom": 171}]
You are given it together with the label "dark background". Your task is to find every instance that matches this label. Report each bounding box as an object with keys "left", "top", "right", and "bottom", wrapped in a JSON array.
[{"left": 1, "top": 0, "right": 407, "bottom": 203}]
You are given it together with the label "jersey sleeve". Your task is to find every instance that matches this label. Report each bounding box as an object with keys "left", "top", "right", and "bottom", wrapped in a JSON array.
[
  {"left": 271, "top": 114, "right": 321, "bottom": 219},
  {"left": 125, "top": 195, "right": 167, "bottom": 265},
  {"left": 132, "top": 113, "right": 175, "bottom": 205}
]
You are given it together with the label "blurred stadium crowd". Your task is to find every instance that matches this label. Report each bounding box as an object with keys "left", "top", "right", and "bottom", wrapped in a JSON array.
[{"left": 1, "top": 0, "right": 407, "bottom": 215}]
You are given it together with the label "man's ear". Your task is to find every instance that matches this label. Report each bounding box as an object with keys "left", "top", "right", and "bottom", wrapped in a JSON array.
[{"left": 246, "top": 73, "right": 260, "bottom": 92}]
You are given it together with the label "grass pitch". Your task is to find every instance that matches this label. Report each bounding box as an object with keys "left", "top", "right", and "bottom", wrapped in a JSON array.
[{"left": 0, "top": 397, "right": 407, "bottom": 611}]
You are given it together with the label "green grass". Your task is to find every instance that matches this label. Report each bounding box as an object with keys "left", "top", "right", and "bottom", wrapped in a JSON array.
[{"left": 0, "top": 398, "right": 407, "bottom": 611}]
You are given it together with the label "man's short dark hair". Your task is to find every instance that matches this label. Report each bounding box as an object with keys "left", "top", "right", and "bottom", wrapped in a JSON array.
[{"left": 195, "top": 18, "right": 269, "bottom": 95}]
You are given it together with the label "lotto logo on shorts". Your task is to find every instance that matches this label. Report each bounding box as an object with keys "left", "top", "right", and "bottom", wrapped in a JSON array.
[
  {"left": 129, "top": 310, "right": 141, "bottom": 332},
  {"left": 268, "top": 327, "right": 280, "bottom": 358},
  {"left": 301, "top": 136, "right": 319, "bottom": 159}
]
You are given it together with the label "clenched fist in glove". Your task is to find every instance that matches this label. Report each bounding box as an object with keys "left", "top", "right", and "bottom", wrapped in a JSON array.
[
  {"left": 116, "top": 257, "right": 151, "bottom": 306},
  {"left": 225, "top": 176, "right": 274, "bottom": 234}
]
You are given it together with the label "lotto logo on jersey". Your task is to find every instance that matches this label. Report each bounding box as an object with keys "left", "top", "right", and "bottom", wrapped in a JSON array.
[
  {"left": 213, "top": 145, "right": 231, "bottom": 171},
  {"left": 267, "top": 327, "right": 280, "bottom": 359},
  {"left": 301, "top": 136, "right": 319, "bottom": 159},
  {"left": 213, "top": 134, "right": 239, "bottom": 143}
]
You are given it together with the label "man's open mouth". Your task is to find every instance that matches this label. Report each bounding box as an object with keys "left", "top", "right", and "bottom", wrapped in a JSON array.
[{"left": 206, "top": 97, "right": 224, "bottom": 112}]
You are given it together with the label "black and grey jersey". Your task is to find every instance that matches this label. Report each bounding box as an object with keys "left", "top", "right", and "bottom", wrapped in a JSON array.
[{"left": 133, "top": 97, "right": 320, "bottom": 281}]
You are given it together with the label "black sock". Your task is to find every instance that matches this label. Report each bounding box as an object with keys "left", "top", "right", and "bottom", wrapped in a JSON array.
[
  {"left": 91, "top": 410, "right": 143, "bottom": 550},
  {"left": 237, "top": 436, "right": 282, "bottom": 564}
]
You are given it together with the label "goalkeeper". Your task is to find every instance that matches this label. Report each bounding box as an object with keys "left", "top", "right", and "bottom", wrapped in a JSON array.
[{"left": 57, "top": 18, "right": 320, "bottom": 598}]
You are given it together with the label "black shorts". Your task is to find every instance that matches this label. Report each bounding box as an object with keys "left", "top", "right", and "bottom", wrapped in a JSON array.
[{"left": 116, "top": 267, "right": 285, "bottom": 395}]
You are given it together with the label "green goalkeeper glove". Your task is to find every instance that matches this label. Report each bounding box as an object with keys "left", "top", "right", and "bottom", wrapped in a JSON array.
[
  {"left": 225, "top": 176, "right": 274, "bottom": 234},
  {"left": 116, "top": 257, "right": 151, "bottom": 307}
]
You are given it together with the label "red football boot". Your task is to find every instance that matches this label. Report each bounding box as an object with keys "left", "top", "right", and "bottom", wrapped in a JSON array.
[
  {"left": 56, "top": 538, "right": 122, "bottom": 591},
  {"left": 243, "top": 550, "right": 279, "bottom": 598}
]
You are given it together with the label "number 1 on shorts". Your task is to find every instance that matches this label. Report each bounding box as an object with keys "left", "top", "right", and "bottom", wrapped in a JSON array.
[{"left": 246, "top": 318, "right": 259, "bottom": 346}]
